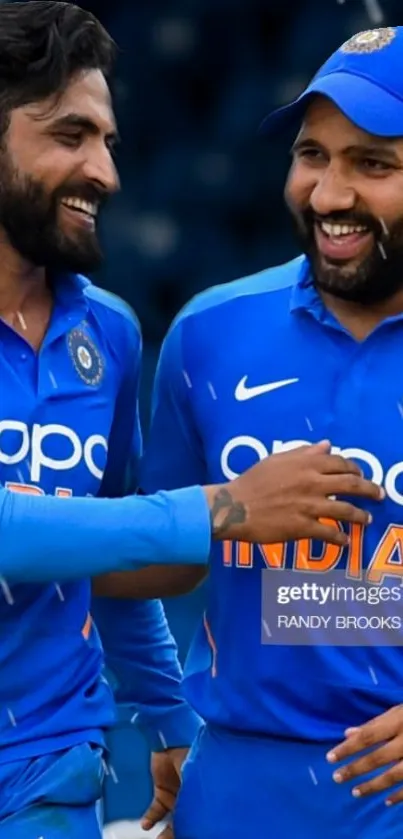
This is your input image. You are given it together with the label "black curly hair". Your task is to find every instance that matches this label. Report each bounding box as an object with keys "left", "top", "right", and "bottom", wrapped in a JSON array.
[{"left": 0, "top": 2, "right": 116, "bottom": 136}]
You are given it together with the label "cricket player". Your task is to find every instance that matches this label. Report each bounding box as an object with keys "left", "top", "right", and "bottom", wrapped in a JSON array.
[
  {"left": 0, "top": 4, "right": 379, "bottom": 839},
  {"left": 141, "top": 25, "right": 403, "bottom": 839}
]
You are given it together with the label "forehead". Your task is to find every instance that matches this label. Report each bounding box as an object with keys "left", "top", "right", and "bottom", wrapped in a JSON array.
[
  {"left": 21, "top": 69, "right": 116, "bottom": 134},
  {"left": 296, "top": 96, "right": 397, "bottom": 150}
]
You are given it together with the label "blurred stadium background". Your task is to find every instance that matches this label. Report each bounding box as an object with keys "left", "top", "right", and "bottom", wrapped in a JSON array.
[{"left": 10, "top": 0, "right": 403, "bottom": 835}]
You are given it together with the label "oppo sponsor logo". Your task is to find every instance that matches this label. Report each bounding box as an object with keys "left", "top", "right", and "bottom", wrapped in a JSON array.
[{"left": 0, "top": 420, "right": 108, "bottom": 482}]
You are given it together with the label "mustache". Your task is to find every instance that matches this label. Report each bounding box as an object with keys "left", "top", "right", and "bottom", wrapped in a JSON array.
[{"left": 301, "top": 208, "right": 386, "bottom": 239}]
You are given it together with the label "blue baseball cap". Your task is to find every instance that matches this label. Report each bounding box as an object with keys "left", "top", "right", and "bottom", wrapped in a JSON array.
[{"left": 260, "top": 26, "right": 403, "bottom": 138}]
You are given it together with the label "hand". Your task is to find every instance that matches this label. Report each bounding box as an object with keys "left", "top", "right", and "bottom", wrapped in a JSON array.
[
  {"left": 326, "top": 706, "right": 403, "bottom": 804},
  {"left": 204, "top": 440, "right": 384, "bottom": 545},
  {"left": 141, "top": 747, "right": 188, "bottom": 837}
]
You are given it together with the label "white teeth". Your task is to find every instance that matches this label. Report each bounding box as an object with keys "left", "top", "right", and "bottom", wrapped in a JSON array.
[
  {"left": 62, "top": 197, "right": 97, "bottom": 216},
  {"left": 320, "top": 221, "right": 367, "bottom": 237}
]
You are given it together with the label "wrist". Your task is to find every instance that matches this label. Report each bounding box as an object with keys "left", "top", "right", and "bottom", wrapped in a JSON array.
[
  {"left": 204, "top": 482, "right": 248, "bottom": 541},
  {"left": 134, "top": 703, "right": 203, "bottom": 752}
]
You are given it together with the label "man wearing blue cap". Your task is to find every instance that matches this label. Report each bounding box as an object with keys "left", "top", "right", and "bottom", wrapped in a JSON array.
[{"left": 140, "top": 26, "right": 403, "bottom": 839}]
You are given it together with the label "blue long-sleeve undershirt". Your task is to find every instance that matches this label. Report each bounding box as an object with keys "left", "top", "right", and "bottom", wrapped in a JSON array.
[{"left": 0, "top": 485, "right": 211, "bottom": 583}]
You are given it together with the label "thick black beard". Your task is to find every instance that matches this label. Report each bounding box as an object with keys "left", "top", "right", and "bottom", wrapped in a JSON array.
[
  {"left": 292, "top": 208, "right": 403, "bottom": 305},
  {"left": 0, "top": 150, "right": 105, "bottom": 274}
]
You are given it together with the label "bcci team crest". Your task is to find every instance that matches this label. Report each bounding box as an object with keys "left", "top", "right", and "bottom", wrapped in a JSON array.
[
  {"left": 67, "top": 328, "right": 104, "bottom": 386},
  {"left": 340, "top": 27, "right": 396, "bottom": 54}
]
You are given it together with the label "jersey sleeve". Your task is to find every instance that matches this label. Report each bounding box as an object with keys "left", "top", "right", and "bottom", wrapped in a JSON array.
[
  {"left": 140, "top": 316, "right": 207, "bottom": 494},
  {"left": 92, "top": 311, "right": 203, "bottom": 750},
  {"left": 0, "top": 483, "right": 210, "bottom": 582},
  {"left": 93, "top": 597, "right": 203, "bottom": 751}
]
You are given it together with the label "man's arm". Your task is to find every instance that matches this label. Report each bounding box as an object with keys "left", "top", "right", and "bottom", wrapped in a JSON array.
[
  {"left": 93, "top": 596, "right": 203, "bottom": 750},
  {"left": 92, "top": 565, "right": 207, "bottom": 598},
  {"left": 0, "top": 295, "right": 384, "bottom": 589},
  {"left": 0, "top": 443, "right": 384, "bottom": 584},
  {"left": 0, "top": 483, "right": 212, "bottom": 583}
]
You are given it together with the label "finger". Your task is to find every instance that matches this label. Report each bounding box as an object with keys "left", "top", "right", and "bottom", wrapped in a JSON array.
[
  {"left": 331, "top": 743, "right": 402, "bottom": 784},
  {"left": 327, "top": 716, "right": 399, "bottom": 764},
  {"left": 322, "top": 474, "right": 384, "bottom": 501},
  {"left": 322, "top": 500, "right": 371, "bottom": 526},
  {"left": 315, "top": 454, "right": 363, "bottom": 476},
  {"left": 142, "top": 796, "right": 172, "bottom": 830},
  {"left": 310, "top": 522, "right": 350, "bottom": 546},
  {"left": 350, "top": 763, "right": 403, "bottom": 799},
  {"left": 385, "top": 787, "right": 403, "bottom": 806},
  {"left": 306, "top": 440, "right": 332, "bottom": 455}
]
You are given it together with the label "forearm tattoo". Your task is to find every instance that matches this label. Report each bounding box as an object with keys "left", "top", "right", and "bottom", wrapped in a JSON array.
[{"left": 210, "top": 487, "right": 246, "bottom": 537}]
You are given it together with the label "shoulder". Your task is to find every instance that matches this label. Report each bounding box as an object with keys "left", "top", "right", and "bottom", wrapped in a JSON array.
[
  {"left": 173, "top": 255, "right": 305, "bottom": 329},
  {"left": 80, "top": 279, "right": 142, "bottom": 354}
]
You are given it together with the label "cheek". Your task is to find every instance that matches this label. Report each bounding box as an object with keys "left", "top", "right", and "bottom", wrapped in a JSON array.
[
  {"left": 27, "top": 150, "right": 73, "bottom": 189},
  {"left": 284, "top": 165, "right": 314, "bottom": 213},
  {"left": 361, "top": 191, "right": 403, "bottom": 232},
  {"left": 10, "top": 143, "right": 75, "bottom": 193}
]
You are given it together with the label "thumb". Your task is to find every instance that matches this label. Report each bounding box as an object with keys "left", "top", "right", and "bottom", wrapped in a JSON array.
[{"left": 141, "top": 795, "right": 170, "bottom": 831}]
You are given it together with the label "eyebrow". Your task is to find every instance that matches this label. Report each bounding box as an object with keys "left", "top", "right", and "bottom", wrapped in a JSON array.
[
  {"left": 292, "top": 136, "right": 400, "bottom": 164},
  {"left": 47, "top": 112, "right": 120, "bottom": 145}
]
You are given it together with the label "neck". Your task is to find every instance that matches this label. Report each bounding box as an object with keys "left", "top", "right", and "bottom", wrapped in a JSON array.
[
  {"left": 0, "top": 235, "right": 47, "bottom": 317},
  {"left": 320, "top": 288, "right": 403, "bottom": 342}
]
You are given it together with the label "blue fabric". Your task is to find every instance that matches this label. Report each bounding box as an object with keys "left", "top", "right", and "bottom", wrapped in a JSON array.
[
  {"left": 0, "top": 270, "right": 207, "bottom": 765},
  {"left": 93, "top": 596, "right": 203, "bottom": 752},
  {"left": 141, "top": 254, "right": 403, "bottom": 743},
  {"left": 0, "top": 743, "right": 104, "bottom": 839},
  {"left": 260, "top": 26, "right": 403, "bottom": 138},
  {"left": 173, "top": 725, "right": 403, "bottom": 839},
  {"left": 0, "top": 484, "right": 211, "bottom": 582}
]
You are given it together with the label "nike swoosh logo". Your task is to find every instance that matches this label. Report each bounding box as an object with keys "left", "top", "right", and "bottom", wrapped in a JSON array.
[{"left": 235, "top": 376, "right": 299, "bottom": 401}]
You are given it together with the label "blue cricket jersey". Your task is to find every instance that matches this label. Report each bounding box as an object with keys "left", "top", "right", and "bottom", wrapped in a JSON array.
[
  {"left": 0, "top": 271, "right": 202, "bottom": 762},
  {"left": 141, "top": 255, "right": 403, "bottom": 742}
]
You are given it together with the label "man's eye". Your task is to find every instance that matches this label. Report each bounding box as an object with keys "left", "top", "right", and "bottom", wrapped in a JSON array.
[
  {"left": 301, "top": 149, "right": 321, "bottom": 158},
  {"left": 294, "top": 148, "right": 324, "bottom": 163},
  {"left": 361, "top": 158, "right": 392, "bottom": 172},
  {"left": 106, "top": 139, "right": 117, "bottom": 156},
  {"left": 56, "top": 133, "right": 82, "bottom": 147}
]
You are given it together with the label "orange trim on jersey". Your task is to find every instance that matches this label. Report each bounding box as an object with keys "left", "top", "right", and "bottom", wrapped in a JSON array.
[{"left": 81, "top": 613, "right": 92, "bottom": 640}]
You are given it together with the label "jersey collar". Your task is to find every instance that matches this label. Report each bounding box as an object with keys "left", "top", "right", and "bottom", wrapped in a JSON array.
[
  {"left": 290, "top": 256, "right": 325, "bottom": 318},
  {"left": 289, "top": 256, "right": 344, "bottom": 330},
  {"left": 289, "top": 253, "right": 403, "bottom": 336},
  {"left": 43, "top": 272, "right": 91, "bottom": 347}
]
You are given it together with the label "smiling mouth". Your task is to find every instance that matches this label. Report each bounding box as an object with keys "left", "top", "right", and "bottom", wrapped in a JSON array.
[
  {"left": 60, "top": 197, "right": 99, "bottom": 230},
  {"left": 60, "top": 197, "right": 98, "bottom": 219},
  {"left": 314, "top": 220, "right": 373, "bottom": 261}
]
